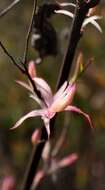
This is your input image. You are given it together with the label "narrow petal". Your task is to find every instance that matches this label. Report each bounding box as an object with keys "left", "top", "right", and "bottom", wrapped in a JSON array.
[
  {"left": 16, "top": 80, "right": 33, "bottom": 92},
  {"left": 33, "top": 77, "right": 53, "bottom": 106},
  {"left": 83, "top": 15, "right": 102, "bottom": 26},
  {"left": 16, "top": 80, "right": 45, "bottom": 107},
  {"left": 42, "top": 141, "right": 51, "bottom": 161},
  {"left": 83, "top": 16, "right": 102, "bottom": 33},
  {"left": 88, "top": 19, "right": 102, "bottom": 33},
  {"left": 49, "top": 84, "right": 76, "bottom": 113},
  {"left": 43, "top": 117, "right": 50, "bottom": 139},
  {"left": 32, "top": 170, "right": 45, "bottom": 190},
  {"left": 57, "top": 2, "right": 76, "bottom": 8},
  {"left": 11, "top": 109, "right": 44, "bottom": 129},
  {"left": 30, "top": 94, "right": 45, "bottom": 108},
  {"left": 65, "top": 105, "right": 94, "bottom": 129},
  {"left": 34, "top": 78, "right": 52, "bottom": 97},
  {"left": 54, "top": 81, "right": 68, "bottom": 100},
  {"left": 58, "top": 153, "right": 78, "bottom": 168},
  {"left": 55, "top": 10, "right": 74, "bottom": 19}
]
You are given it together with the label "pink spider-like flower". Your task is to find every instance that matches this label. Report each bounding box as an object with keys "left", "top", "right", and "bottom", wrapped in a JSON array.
[
  {"left": 32, "top": 152, "right": 78, "bottom": 189},
  {"left": 12, "top": 62, "right": 93, "bottom": 137}
]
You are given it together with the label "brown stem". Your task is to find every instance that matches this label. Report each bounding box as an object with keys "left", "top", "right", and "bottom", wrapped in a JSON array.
[
  {"left": 0, "top": 41, "right": 25, "bottom": 73},
  {"left": 23, "top": 0, "right": 38, "bottom": 65},
  {"left": 0, "top": 41, "right": 43, "bottom": 102},
  {"left": 20, "top": 127, "right": 47, "bottom": 190},
  {"left": 0, "top": 0, "right": 20, "bottom": 18}
]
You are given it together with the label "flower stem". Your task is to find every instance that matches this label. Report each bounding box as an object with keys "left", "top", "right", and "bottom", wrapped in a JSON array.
[
  {"left": 0, "top": 0, "right": 20, "bottom": 18},
  {"left": 21, "top": 1, "right": 100, "bottom": 190}
]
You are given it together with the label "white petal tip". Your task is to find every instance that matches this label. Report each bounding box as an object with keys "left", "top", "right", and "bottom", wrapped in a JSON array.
[{"left": 54, "top": 10, "right": 74, "bottom": 18}]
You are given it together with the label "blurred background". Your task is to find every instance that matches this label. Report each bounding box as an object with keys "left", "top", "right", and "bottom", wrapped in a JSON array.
[{"left": 0, "top": 0, "right": 105, "bottom": 189}]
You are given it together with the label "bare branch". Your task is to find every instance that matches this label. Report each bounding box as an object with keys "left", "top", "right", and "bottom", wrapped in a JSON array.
[
  {"left": 23, "top": 0, "right": 38, "bottom": 65},
  {"left": 0, "top": 0, "right": 20, "bottom": 18},
  {"left": 0, "top": 41, "right": 25, "bottom": 73},
  {"left": 0, "top": 41, "right": 45, "bottom": 108}
]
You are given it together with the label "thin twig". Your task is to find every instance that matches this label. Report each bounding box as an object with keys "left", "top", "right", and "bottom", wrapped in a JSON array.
[
  {"left": 0, "top": 40, "right": 44, "bottom": 101},
  {"left": 0, "top": 0, "right": 20, "bottom": 18},
  {"left": 23, "top": 0, "right": 38, "bottom": 65},
  {"left": 0, "top": 41, "right": 25, "bottom": 73}
]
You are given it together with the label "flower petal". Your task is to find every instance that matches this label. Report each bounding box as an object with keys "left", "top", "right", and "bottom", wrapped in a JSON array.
[
  {"left": 83, "top": 16, "right": 102, "bottom": 33},
  {"left": 83, "top": 15, "right": 102, "bottom": 26},
  {"left": 16, "top": 80, "right": 33, "bottom": 92},
  {"left": 55, "top": 10, "right": 74, "bottom": 19},
  {"left": 58, "top": 153, "right": 78, "bottom": 168},
  {"left": 57, "top": 2, "right": 76, "bottom": 8},
  {"left": 87, "top": 19, "right": 102, "bottom": 33},
  {"left": 49, "top": 84, "right": 76, "bottom": 113},
  {"left": 30, "top": 94, "right": 45, "bottom": 108},
  {"left": 54, "top": 81, "right": 68, "bottom": 100},
  {"left": 11, "top": 109, "right": 44, "bottom": 130},
  {"left": 65, "top": 105, "right": 94, "bottom": 129},
  {"left": 16, "top": 80, "right": 44, "bottom": 107},
  {"left": 42, "top": 141, "right": 51, "bottom": 161},
  {"left": 43, "top": 117, "right": 50, "bottom": 139},
  {"left": 32, "top": 170, "right": 45, "bottom": 190},
  {"left": 33, "top": 77, "right": 53, "bottom": 106}
]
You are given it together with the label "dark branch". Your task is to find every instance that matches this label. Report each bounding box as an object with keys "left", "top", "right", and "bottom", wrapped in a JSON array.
[
  {"left": 20, "top": 127, "right": 47, "bottom": 190},
  {"left": 0, "top": 41, "right": 25, "bottom": 73},
  {"left": 23, "top": 0, "right": 38, "bottom": 65},
  {"left": 56, "top": 3, "right": 87, "bottom": 89},
  {"left": 0, "top": 41, "right": 44, "bottom": 102},
  {"left": 0, "top": 0, "right": 20, "bottom": 18}
]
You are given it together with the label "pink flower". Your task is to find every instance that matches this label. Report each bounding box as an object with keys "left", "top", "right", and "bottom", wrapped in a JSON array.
[
  {"left": 28, "top": 60, "right": 36, "bottom": 78},
  {"left": 11, "top": 74, "right": 93, "bottom": 138},
  {"left": 12, "top": 61, "right": 94, "bottom": 138},
  {"left": 1, "top": 176, "right": 15, "bottom": 190},
  {"left": 32, "top": 147, "right": 78, "bottom": 189},
  {"left": 32, "top": 140, "right": 78, "bottom": 189}
]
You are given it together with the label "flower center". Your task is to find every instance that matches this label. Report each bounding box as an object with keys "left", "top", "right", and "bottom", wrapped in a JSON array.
[{"left": 45, "top": 109, "right": 55, "bottom": 119}]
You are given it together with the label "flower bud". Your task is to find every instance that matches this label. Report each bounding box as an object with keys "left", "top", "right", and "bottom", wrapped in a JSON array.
[
  {"left": 31, "top": 129, "right": 41, "bottom": 145},
  {"left": 87, "top": 7, "right": 96, "bottom": 17},
  {"left": 28, "top": 61, "right": 36, "bottom": 78},
  {"left": 42, "top": 141, "right": 51, "bottom": 161},
  {"left": 1, "top": 176, "right": 15, "bottom": 190},
  {"left": 58, "top": 153, "right": 78, "bottom": 168}
]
